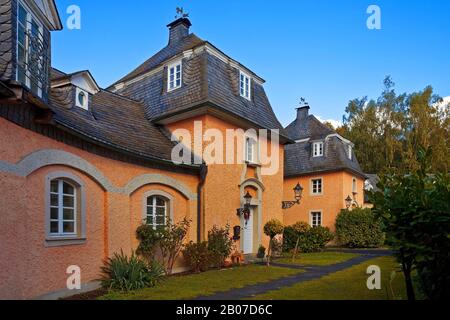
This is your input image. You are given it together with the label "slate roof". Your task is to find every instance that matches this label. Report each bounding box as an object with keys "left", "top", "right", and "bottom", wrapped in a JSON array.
[
  {"left": 109, "top": 26, "right": 288, "bottom": 138},
  {"left": 48, "top": 69, "right": 197, "bottom": 169},
  {"left": 284, "top": 112, "right": 365, "bottom": 178}
]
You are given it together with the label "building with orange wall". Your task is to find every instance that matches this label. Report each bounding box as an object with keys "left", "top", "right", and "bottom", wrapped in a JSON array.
[
  {"left": 0, "top": 0, "right": 291, "bottom": 299},
  {"left": 283, "top": 105, "right": 366, "bottom": 230}
]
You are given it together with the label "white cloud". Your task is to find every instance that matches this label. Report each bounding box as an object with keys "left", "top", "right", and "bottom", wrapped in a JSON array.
[{"left": 315, "top": 116, "right": 342, "bottom": 129}]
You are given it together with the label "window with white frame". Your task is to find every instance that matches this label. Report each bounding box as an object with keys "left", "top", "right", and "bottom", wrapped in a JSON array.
[
  {"left": 352, "top": 177, "right": 357, "bottom": 193},
  {"left": 245, "top": 137, "right": 257, "bottom": 163},
  {"left": 348, "top": 145, "right": 353, "bottom": 160},
  {"left": 17, "top": 1, "right": 49, "bottom": 98},
  {"left": 49, "top": 179, "right": 77, "bottom": 236},
  {"left": 311, "top": 212, "right": 322, "bottom": 227},
  {"left": 311, "top": 178, "right": 323, "bottom": 195},
  {"left": 313, "top": 142, "right": 324, "bottom": 157},
  {"left": 239, "top": 71, "right": 251, "bottom": 100},
  {"left": 146, "top": 195, "right": 169, "bottom": 230},
  {"left": 167, "top": 61, "right": 182, "bottom": 91}
]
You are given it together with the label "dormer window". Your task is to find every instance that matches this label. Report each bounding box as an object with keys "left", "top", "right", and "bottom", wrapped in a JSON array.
[
  {"left": 240, "top": 71, "right": 251, "bottom": 100},
  {"left": 313, "top": 142, "right": 324, "bottom": 157},
  {"left": 348, "top": 145, "right": 353, "bottom": 160},
  {"left": 168, "top": 60, "right": 182, "bottom": 91},
  {"left": 75, "top": 88, "right": 89, "bottom": 110},
  {"left": 17, "top": 1, "right": 49, "bottom": 99}
]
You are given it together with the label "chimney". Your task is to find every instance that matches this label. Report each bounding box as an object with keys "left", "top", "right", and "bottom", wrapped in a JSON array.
[
  {"left": 296, "top": 105, "right": 310, "bottom": 121},
  {"left": 167, "top": 18, "right": 192, "bottom": 45}
]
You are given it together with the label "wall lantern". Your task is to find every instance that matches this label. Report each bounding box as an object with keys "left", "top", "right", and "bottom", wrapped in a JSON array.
[
  {"left": 237, "top": 191, "right": 252, "bottom": 225},
  {"left": 282, "top": 183, "right": 303, "bottom": 209},
  {"left": 345, "top": 192, "right": 360, "bottom": 209}
]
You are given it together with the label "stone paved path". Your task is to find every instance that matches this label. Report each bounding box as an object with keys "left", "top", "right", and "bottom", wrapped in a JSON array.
[{"left": 196, "top": 250, "right": 392, "bottom": 300}]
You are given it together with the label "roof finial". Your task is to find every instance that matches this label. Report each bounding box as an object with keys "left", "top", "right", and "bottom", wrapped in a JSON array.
[{"left": 175, "top": 7, "right": 189, "bottom": 19}]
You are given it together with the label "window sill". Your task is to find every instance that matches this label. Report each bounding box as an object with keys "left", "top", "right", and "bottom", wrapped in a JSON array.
[
  {"left": 45, "top": 237, "right": 87, "bottom": 248},
  {"left": 245, "top": 161, "right": 261, "bottom": 168}
]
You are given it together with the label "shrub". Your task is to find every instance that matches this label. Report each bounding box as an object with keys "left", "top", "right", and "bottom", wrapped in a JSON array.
[
  {"left": 299, "top": 226, "right": 334, "bottom": 253},
  {"left": 207, "top": 225, "right": 233, "bottom": 268},
  {"left": 182, "top": 241, "right": 211, "bottom": 273},
  {"left": 335, "top": 208, "right": 385, "bottom": 248},
  {"left": 257, "top": 245, "right": 266, "bottom": 260},
  {"left": 100, "top": 250, "right": 164, "bottom": 292},
  {"left": 136, "top": 218, "right": 190, "bottom": 275},
  {"left": 264, "top": 219, "right": 284, "bottom": 265},
  {"left": 283, "top": 222, "right": 311, "bottom": 252}
]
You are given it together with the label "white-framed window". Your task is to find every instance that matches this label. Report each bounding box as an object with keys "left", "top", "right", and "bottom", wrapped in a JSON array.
[
  {"left": 49, "top": 179, "right": 77, "bottom": 236},
  {"left": 313, "top": 142, "right": 324, "bottom": 157},
  {"left": 167, "top": 60, "right": 182, "bottom": 91},
  {"left": 352, "top": 177, "right": 357, "bottom": 193},
  {"left": 245, "top": 137, "right": 258, "bottom": 163},
  {"left": 311, "top": 211, "right": 322, "bottom": 227},
  {"left": 75, "top": 87, "right": 89, "bottom": 110},
  {"left": 348, "top": 145, "right": 353, "bottom": 160},
  {"left": 146, "top": 195, "right": 169, "bottom": 230},
  {"left": 17, "top": 0, "right": 47, "bottom": 98},
  {"left": 239, "top": 71, "right": 251, "bottom": 100},
  {"left": 311, "top": 178, "right": 323, "bottom": 195}
]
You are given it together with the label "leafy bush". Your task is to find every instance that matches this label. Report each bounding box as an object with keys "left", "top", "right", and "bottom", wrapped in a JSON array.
[
  {"left": 264, "top": 219, "right": 284, "bottom": 265},
  {"left": 207, "top": 225, "right": 233, "bottom": 268},
  {"left": 182, "top": 241, "right": 211, "bottom": 273},
  {"left": 100, "top": 250, "right": 164, "bottom": 292},
  {"left": 299, "top": 226, "right": 334, "bottom": 253},
  {"left": 257, "top": 245, "right": 266, "bottom": 260},
  {"left": 136, "top": 218, "right": 190, "bottom": 275},
  {"left": 335, "top": 208, "right": 385, "bottom": 248},
  {"left": 283, "top": 222, "right": 311, "bottom": 252}
]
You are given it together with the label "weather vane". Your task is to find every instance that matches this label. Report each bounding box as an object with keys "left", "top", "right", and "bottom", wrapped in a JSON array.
[
  {"left": 175, "top": 7, "right": 190, "bottom": 19},
  {"left": 300, "top": 97, "right": 309, "bottom": 106}
]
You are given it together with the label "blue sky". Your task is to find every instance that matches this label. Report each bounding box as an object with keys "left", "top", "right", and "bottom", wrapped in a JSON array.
[{"left": 52, "top": 0, "right": 450, "bottom": 127}]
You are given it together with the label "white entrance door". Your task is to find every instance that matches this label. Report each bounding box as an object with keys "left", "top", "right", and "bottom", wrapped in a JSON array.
[{"left": 242, "top": 208, "right": 254, "bottom": 254}]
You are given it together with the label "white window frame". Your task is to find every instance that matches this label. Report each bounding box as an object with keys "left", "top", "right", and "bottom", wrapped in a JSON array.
[
  {"left": 16, "top": 0, "right": 44, "bottom": 98},
  {"left": 49, "top": 179, "right": 77, "bottom": 237},
  {"left": 245, "top": 136, "right": 258, "bottom": 164},
  {"left": 311, "top": 178, "right": 323, "bottom": 195},
  {"left": 313, "top": 142, "right": 324, "bottom": 157},
  {"left": 352, "top": 177, "right": 357, "bottom": 194},
  {"left": 167, "top": 60, "right": 182, "bottom": 92},
  {"left": 310, "top": 211, "right": 323, "bottom": 228},
  {"left": 348, "top": 145, "right": 353, "bottom": 160},
  {"left": 239, "top": 71, "right": 251, "bottom": 100},
  {"left": 75, "top": 87, "right": 89, "bottom": 110}
]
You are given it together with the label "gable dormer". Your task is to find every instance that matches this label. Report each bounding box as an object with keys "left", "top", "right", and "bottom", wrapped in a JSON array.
[{"left": 0, "top": 0, "right": 62, "bottom": 104}]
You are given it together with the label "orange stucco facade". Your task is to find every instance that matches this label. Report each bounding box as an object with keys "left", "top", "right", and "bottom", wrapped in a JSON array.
[{"left": 283, "top": 172, "right": 365, "bottom": 231}]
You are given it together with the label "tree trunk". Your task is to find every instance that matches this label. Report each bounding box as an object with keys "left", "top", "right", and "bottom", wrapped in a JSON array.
[
  {"left": 266, "top": 238, "right": 272, "bottom": 267},
  {"left": 401, "top": 255, "right": 416, "bottom": 301}
]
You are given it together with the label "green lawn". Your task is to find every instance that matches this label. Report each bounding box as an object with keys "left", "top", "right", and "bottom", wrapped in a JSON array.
[
  {"left": 250, "top": 256, "right": 408, "bottom": 300},
  {"left": 99, "top": 265, "right": 301, "bottom": 300},
  {"left": 276, "top": 252, "right": 360, "bottom": 266}
]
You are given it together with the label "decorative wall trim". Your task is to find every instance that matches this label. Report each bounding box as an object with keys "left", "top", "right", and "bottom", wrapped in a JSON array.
[
  {"left": 0, "top": 149, "right": 197, "bottom": 199},
  {"left": 124, "top": 174, "right": 197, "bottom": 200}
]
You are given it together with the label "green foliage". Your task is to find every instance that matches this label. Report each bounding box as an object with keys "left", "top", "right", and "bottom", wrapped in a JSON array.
[
  {"left": 257, "top": 245, "right": 266, "bottom": 259},
  {"left": 264, "top": 219, "right": 284, "bottom": 239},
  {"left": 283, "top": 222, "right": 311, "bottom": 252},
  {"left": 335, "top": 208, "right": 385, "bottom": 248},
  {"left": 339, "top": 76, "right": 449, "bottom": 174},
  {"left": 371, "top": 147, "right": 450, "bottom": 300},
  {"left": 207, "top": 225, "right": 234, "bottom": 268},
  {"left": 299, "top": 226, "right": 334, "bottom": 253},
  {"left": 100, "top": 250, "right": 164, "bottom": 292},
  {"left": 182, "top": 241, "right": 211, "bottom": 273},
  {"left": 136, "top": 218, "right": 190, "bottom": 275}
]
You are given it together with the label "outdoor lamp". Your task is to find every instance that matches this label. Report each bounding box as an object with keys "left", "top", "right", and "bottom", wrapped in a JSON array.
[
  {"left": 244, "top": 191, "right": 252, "bottom": 208},
  {"left": 345, "top": 195, "right": 353, "bottom": 209},
  {"left": 294, "top": 183, "right": 304, "bottom": 202}
]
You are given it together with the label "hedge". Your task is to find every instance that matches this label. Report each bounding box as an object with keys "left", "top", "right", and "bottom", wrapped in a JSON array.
[{"left": 335, "top": 208, "right": 385, "bottom": 248}]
